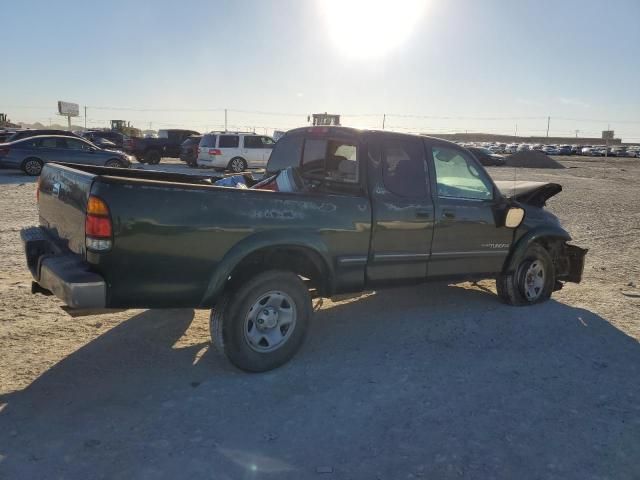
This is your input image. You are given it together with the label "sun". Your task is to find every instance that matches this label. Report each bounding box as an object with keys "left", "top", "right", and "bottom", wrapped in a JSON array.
[{"left": 318, "top": 0, "right": 428, "bottom": 60}]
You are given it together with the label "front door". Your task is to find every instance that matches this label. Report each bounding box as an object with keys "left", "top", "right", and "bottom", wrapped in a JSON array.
[
  {"left": 367, "top": 135, "right": 435, "bottom": 283},
  {"left": 425, "top": 141, "right": 512, "bottom": 277},
  {"left": 241, "top": 135, "right": 264, "bottom": 167},
  {"left": 60, "top": 138, "right": 97, "bottom": 164}
]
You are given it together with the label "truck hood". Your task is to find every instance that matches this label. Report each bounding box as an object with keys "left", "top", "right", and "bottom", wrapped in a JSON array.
[{"left": 494, "top": 180, "right": 562, "bottom": 207}]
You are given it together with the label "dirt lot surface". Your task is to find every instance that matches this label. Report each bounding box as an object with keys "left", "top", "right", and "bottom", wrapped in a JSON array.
[{"left": 1, "top": 158, "right": 639, "bottom": 479}]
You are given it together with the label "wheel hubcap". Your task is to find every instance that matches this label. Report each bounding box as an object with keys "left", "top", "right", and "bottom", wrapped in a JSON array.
[
  {"left": 244, "top": 291, "right": 296, "bottom": 352},
  {"left": 232, "top": 159, "right": 243, "bottom": 171},
  {"left": 523, "top": 260, "right": 545, "bottom": 301}
]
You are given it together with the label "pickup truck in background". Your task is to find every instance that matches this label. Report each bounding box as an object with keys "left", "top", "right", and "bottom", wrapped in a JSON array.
[
  {"left": 126, "top": 128, "right": 200, "bottom": 164},
  {"left": 22, "top": 126, "right": 587, "bottom": 372}
]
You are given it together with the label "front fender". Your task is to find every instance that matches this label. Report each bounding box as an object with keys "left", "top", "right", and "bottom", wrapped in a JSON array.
[
  {"left": 503, "top": 226, "right": 571, "bottom": 273},
  {"left": 199, "top": 230, "right": 334, "bottom": 307}
]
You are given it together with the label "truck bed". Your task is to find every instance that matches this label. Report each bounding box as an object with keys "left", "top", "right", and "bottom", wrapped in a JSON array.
[{"left": 34, "top": 162, "right": 372, "bottom": 309}]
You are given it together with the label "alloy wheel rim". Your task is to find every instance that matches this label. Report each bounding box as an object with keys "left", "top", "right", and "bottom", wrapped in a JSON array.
[
  {"left": 25, "top": 160, "right": 41, "bottom": 175},
  {"left": 243, "top": 291, "right": 297, "bottom": 352},
  {"left": 523, "top": 260, "right": 545, "bottom": 301},
  {"left": 231, "top": 159, "right": 243, "bottom": 172}
]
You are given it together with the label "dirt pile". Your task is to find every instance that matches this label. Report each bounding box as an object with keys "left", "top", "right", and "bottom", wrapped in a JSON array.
[{"left": 505, "top": 151, "right": 564, "bottom": 169}]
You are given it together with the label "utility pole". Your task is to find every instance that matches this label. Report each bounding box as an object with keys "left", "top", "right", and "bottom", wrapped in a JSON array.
[
  {"left": 382, "top": 114, "right": 386, "bottom": 130},
  {"left": 546, "top": 116, "right": 550, "bottom": 138},
  {"left": 224, "top": 109, "right": 228, "bottom": 131},
  {"left": 515, "top": 124, "right": 518, "bottom": 137},
  {"left": 575, "top": 130, "right": 579, "bottom": 138},
  {"left": 84, "top": 106, "right": 87, "bottom": 129}
]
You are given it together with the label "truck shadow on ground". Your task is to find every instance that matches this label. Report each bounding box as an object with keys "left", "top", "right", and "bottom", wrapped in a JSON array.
[{"left": 1, "top": 283, "right": 639, "bottom": 479}]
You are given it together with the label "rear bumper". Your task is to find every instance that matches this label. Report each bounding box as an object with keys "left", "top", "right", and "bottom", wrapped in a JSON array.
[{"left": 21, "top": 226, "right": 106, "bottom": 308}]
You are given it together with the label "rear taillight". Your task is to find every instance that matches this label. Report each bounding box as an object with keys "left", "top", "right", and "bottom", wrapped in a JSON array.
[
  {"left": 85, "top": 195, "right": 112, "bottom": 251},
  {"left": 208, "top": 148, "right": 222, "bottom": 155}
]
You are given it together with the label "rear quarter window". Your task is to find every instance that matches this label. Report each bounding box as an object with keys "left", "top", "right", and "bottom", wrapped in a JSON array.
[{"left": 200, "top": 134, "right": 218, "bottom": 148}]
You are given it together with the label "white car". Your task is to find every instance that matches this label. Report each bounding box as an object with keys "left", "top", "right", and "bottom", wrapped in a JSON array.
[{"left": 196, "top": 132, "right": 275, "bottom": 172}]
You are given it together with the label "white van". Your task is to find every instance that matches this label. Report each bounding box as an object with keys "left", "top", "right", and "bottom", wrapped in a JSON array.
[{"left": 196, "top": 132, "right": 275, "bottom": 172}]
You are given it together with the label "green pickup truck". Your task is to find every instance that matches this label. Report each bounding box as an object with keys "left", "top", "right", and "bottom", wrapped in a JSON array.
[{"left": 22, "top": 127, "right": 586, "bottom": 371}]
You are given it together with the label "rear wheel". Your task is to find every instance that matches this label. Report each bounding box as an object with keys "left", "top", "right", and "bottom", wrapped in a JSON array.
[
  {"left": 228, "top": 157, "right": 247, "bottom": 173},
  {"left": 497, "top": 243, "right": 555, "bottom": 305},
  {"left": 144, "top": 150, "right": 161, "bottom": 165},
  {"left": 210, "top": 270, "right": 312, "bottom": 372},
  {"left": 22, "top": 157, "right": 43, "bottom": 176}
]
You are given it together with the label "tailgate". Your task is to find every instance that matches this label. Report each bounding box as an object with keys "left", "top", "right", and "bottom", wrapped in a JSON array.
[{"left": 38, "top": 163, "right": 96, "bottom": 256}]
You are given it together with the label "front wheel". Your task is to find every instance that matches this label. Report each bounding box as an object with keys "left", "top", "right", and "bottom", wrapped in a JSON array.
[
  {"left": 497, "top": 243, "right": 555, "bottom": 306},
  {"left": 210, "top": 270, "right": 312, "bottom": 372},
  {"left": 105, "top": 159, "right": 125, "bottom": 168}
]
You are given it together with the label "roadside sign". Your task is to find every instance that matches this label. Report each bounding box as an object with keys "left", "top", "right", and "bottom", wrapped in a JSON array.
[{"left": 58, "top": 101, "right": 80, "bottom": 117}]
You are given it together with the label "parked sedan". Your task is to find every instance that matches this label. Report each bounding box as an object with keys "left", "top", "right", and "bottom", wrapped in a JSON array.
[
  {"left": 0, "top": 135, "right": 133, "bottom": 176},
  {"left": 542, "top": 146, "right": 560, "bottom": 155},
  {"left": 467, "top": 147, "right": 506, "bottom": 166}
]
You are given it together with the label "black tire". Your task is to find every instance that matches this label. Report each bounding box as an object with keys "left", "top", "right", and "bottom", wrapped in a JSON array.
[
  {"left": 497, "top": 243, "right": 555, "bottom": 306},
  {"left": 22, "top": 157, "right": 43, "bottom": 176},
  {"left": 144, "top": 150, "right": 162, "bottom": 165},
  {"left": 210, "top": 270, "right": 312, "bottom": 372},
  {"left": 105, "top": 159, "right": 124, "bottom": 168},
  {"left": 227, "top": 157, "right": 247, "bottom": 173}
]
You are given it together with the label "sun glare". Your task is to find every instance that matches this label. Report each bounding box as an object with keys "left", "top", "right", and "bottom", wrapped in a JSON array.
[{"left": 318, "top": 0, "right": 427, "bottom": 59}]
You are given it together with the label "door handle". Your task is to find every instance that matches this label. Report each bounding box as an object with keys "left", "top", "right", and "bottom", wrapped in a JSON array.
[
  {"left": 442, "top": 209, "right": 456, "bottom": 219},
  {"left": 415, "top": 209, "right": 431, "bottom": 218}
]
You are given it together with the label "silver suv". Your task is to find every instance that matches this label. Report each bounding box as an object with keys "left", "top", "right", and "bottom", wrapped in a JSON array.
[{"left": 196, "top": 132, "right": 275, "bottom": 172}]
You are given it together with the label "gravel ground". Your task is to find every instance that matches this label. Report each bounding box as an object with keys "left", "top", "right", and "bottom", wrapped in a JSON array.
[{"left": 0, "top": 158, "right": 639, "bottom": 479}]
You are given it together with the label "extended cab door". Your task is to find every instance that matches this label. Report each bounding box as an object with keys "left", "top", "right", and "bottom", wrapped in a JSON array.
[
  {"left": 425, "top": 140, "right": 512, "bottom": 277},
  {"left": 367, "top": 135, "right": 434, "bottom": 283}
]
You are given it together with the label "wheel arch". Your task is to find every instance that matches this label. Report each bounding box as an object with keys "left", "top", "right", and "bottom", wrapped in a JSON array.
[
  {"left": 200, "top": 231, "right": 334, "bottom": 307},
  {"left": 503, "top": 227, "right": 571, "bottom": 274}
]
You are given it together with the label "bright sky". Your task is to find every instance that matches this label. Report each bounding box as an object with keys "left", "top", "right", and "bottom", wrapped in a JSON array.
[{"left": 3, "top": 0, "right": 640, "bottom": 140}]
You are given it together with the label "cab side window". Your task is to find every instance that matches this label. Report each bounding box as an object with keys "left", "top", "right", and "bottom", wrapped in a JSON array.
[
  {"left": 382, "top": 139, "right": 427, "bottom": 197},
  {"left": 431, "top": 146, "right": 493, "bottom": 200}
]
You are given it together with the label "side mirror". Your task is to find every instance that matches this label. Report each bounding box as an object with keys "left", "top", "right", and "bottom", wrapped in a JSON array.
[{"left": 505, "top": 207, "right": 525, "bottom": 228}]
